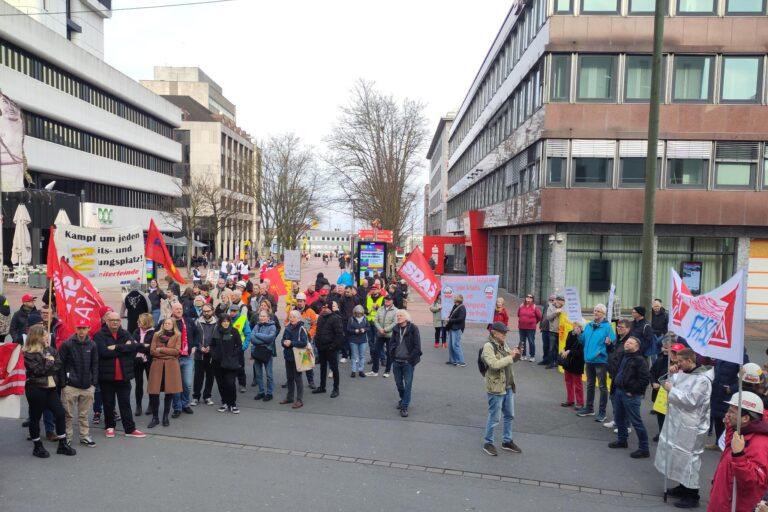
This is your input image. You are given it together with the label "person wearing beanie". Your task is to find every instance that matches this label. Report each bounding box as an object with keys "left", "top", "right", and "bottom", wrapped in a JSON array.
[{"left": 629, "top": 306, "right": 654, "bottom": 358}]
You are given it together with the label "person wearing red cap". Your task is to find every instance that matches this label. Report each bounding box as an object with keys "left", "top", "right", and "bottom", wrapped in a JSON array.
[
  {"left": 9, "top": 294, "right": 38, "bottom": 344},
  {"left": 58, "top": 320, "right": 98, "bottom": 447}
]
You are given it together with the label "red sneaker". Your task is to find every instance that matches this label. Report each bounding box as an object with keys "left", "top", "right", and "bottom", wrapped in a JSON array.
[
  {"left": 126, "top": 429, "right": 146, "bottom": 438},
  {"left": 105, "top": 428, "right": 115, "bottom": 438},
  {"left": 434, "top": 343, "right": 439, "bottom": 348}
]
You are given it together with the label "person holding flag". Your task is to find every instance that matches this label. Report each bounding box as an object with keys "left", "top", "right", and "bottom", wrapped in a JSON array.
[{"left": 145, "top": 218, "right": 186, "bottom": 285}]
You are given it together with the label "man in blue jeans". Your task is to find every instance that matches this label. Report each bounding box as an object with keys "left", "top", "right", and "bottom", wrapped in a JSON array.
[
  {"left": 170, "top": 302, "right": 200, "bottom": 418},
  {"left": 389, "top": 310, "right": 422, "bottom": 418},
  {"left": 608, "top": 336, "right": 650, "bottom": 458},
  {"left": 481, "top": 322, "right": 522, "bottom": 456},
  {"left": 576, "top": 303, "right": 615, "bottom": 423}
]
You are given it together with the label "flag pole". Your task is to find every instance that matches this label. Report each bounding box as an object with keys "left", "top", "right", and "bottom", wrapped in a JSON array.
[
  {"left": 731, "top": 366, "right": 744, "bottom": 512},
  {"left": 663, "top": 344, "right": 671, "bottom": 502}
]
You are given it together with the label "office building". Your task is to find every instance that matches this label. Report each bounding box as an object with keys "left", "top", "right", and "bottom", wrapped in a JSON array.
[
  {"left": 142, "top": 67, "right": 261, "bottom": 261},
  {"left": 440, "top": 0, "right": 768, "bottom": 317},
  {"left": 0, "top": 0, "right": 182, "bottom": 264},
  {"left": 425, "top": 113, "right": 454, "bottom": 236}
]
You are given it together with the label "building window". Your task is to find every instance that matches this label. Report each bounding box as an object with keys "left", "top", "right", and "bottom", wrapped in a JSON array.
[
  {"left": 550, "top": 54, "right": 571, "bottom": 102},
  {"left": 725, "top": 0, "right": 765, "bottom": 12},
  {"left": 555, "top": 0, "right": 573, "bottom": 11},
  {"left": 620, "top": 158, "right": 646, "bottom": 186},
  {"left": 667, "top": 159, "right": 708, "bottom": 187},
  {"left": 577, "top": 55, "right": 616, "bottom": 101},
  {"left": 714, "top": 142, "right": 758, "bottom": 188},
  {"left": 677, "top": 0, "right": 715, "bottom": 12},
  {"left": 573, "top": 157, "right": 613, "bottom": 186},
  {"left": 625, "top": 55, "right": 654, "bottom": 101},
  {"left": 672, "top": 56, "right": 713, "bottom": 102},
  {"left": 547, "top": 157, "right": 566, "bottom": 186},
  {"left": 629, "top": 0, "right": 657, "bottom": 13},
  {"left": 720, "top": 56, "right": 762, "bottom": 103},
  {"left": 581, "top": 0, "right": 620, "bottom": 12}
]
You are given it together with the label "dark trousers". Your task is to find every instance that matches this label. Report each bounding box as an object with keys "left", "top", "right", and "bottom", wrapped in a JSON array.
[
  {"left": 614, "top": 391, "right": 649, "bottom": 451},
  {"left": 193, "top": 356, "right": 215, "bottom": 400},
  {"left": 284, "top": 359, "right": 303, "bottom": 402},
  {"left": 341, "top": 334, "right": 351, "bottom": 359},
  {"left": 713, "top": 414, "right": 726, "bottom": 441},
  {"left": 434, "top": 327, "right": 446, "bottom": 345},
  {"left": 100, "top": 380, "right": 136, "bottom": 433},
  {"left": 237, "top": 351, "right": 246, "bottom": 387},
  {"left": 372, "top": 337, "right": 391, "bottom": 373},
  {"left": 149, "top": 394, "right": 173, "bottom": 416},
  {"left": 133, "top": 358, "right": 150, "bottom": 408},
  {"left": 519, "top": 329, "right": 536, "bottom": 357},
  {"left": 318, "top": 349, "right": 339, "bottom": 391},
  {"left": 656, "top": 412, "right": 665, "bottom": 433},
  {"left": 541, "top": 331, "right": 557, "bottom": 364},
  {"left": 215, "top": 365, "right": 238, "bottom": 407},
  {"left": 25, "top": 385, "right": 65, "bottom": 441},
  {"left": 585, "top": 363, "right": 608, "bottom": 416}
]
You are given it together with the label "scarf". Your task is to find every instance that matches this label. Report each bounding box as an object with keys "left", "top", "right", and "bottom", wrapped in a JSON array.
[{"left": 178, "top": 318, "right": 189, "bottom": 356}]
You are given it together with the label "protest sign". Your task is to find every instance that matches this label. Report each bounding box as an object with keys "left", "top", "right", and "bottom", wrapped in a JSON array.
[
  {"left": 55, "top": 225, "right": 145, "bottom": 290},
  {"left": 397, "top": 247, "right": 440, "bottom": 303},
  {"left": 564, "top": 287, "right": 583, "bottom": 322},
  {"left": 607, "top": 283, "right": 616, "bottom": 322},
  {"left": 440, "top": 275, "right": 499, "bottom": 323},
  {"left": 283, "top": 250, "right": 302, "bottom": 282}
]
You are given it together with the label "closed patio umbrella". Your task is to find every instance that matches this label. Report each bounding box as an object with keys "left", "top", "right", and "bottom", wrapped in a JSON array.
[
  {"left": 53, "top": 208, "right": 71, "bottom": 227},
  {"left": 11, "top": 204, "right": 31, "bottom": 265}
]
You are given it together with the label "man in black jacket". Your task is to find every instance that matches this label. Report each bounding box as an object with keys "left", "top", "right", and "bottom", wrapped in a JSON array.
[
  {"left": 9, "top": 294, "right": 37, "bottom": 343},
  {"left": 94, "top": 312, "right": 145, "bottom": 438},
  {"left": 59, "top": 321, "right": 99, "bottom": 447},
  {"left": 312, "top": 301, "right": 345, "bottom": 397},
  {"left": 629, "top": 306, "right": 654, "bottom": 358},
  {"left": 339, "top": 286, "right": 361, "bottom": 362},
  {"left": 608, "top": 336, "right": 650, "bottom": 458},
  {"left": 389, "top": 309, "right": 422, "bottom": 418}
]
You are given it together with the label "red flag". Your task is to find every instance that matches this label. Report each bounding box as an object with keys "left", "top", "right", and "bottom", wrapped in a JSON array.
[
  {"left": 46, "top": 227, "right": 60, "bottom": 279},
  {"left": 54, "top": 257, "right": 106, "bottom": 343},
  {"left": 263, "top": 264, "right": 288, "bottom": 296},
  {"left": 397, "top": 247, "right": 441, "bottom": 304},
  {"left": 145, "top": 219, "right": 186, "bottom": 284}
]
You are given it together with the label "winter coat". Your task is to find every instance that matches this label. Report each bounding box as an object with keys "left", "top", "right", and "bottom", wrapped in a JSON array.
[
  {"left": 337, "top": 271, "right": 354, "bottom": 287},
  {"left": 445, "top": 303, "right": 467, "bottom": 332},
  {"left": 23, "top": 348, "right": 61, "bottom": 388},
  {"left": 560, "top": 331, "right": 584, "bottom": 375},
  {"left": 9, "top": 305, "right": 36, "bottom": 343},
  {"left": 250, "top": 320, "right": 277, "bottom": 358},
  {"left": 195, "top": 316, "right": 218, "bottom": 361},
  {"left": 340, "top": 295, "right": 361, "bottom": 322},
  {"left": 629, "top": 318, "right": 654, "bottom": 356},
  {"left": 347, "top": 316, "right": 368, "bottom": 344},
  {"left": 210, "top": 326, "right": 243, "bottom": 370},
  {"left": 654, "top": 365, "right": 713, "bottom": 489},
  {"left": 174, "top": 316, "right": 201, "bottom": 355},
  {"left": 651, "top": 307, "right": 669, "bottom": 337},
  {"left": 545, "top": 303, "right": 561, "bottom": 334},
  {"left": 389, "top": 321, "right": 422, "bottom": 367},
  {"left": 315, "top": 311, "right": 344, "bottom": 352},
  {"left": 374, "top": 305, "right": 398, "bottom": 339},
  {"left": 93, "top": 325, "right": 139, "bottom": 382},
  {"left": 148, "top": 331, "right": 182, "bottom": 394},
  {"left": 579, "top": 319, "right": 616, "bottom": 364},
  {"left": 287, "top": 306, "right": 317, "bottom": 340},
  {"left": 612, "top": 350, "right": 650, "bottom": 396},
  {"left": 707, "top": 419, "right": 768, "bottom": 512},
  {"left": 482, "top": 337, "right": 516, "bottom": 394},
  {"left": 123, "top": 290, "right": 149, "bottom": 334},
  {"left": 429, "top": 301, "right": 443, "bottom": 328},
  {"left": 711, "top": 359, "right": 744, "bottom": 420},
  {"left": 147, "top": 288, "right": 166, "bottom": 311},
  {"left": 493, "top": 307, "right": 510, "bottom": 327},
  {"left": 649, "top": 353, "right": 669, "bottom": 403},
  {"left": 517, "top": 303, "right": 542, "bottom": 331},
  {"left": 281, "top": 322, "right": 309, "bottom": 362},
  {"left": 58, "top": 334, "right": 98, "bottom": 389},
  {"left": 607, "top": 334, "right": 629, "bottom": 380}
]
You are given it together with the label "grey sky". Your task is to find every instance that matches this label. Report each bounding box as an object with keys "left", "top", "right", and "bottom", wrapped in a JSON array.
[{"left": 105, "top": 0, "right": 510, "bottom": 230}]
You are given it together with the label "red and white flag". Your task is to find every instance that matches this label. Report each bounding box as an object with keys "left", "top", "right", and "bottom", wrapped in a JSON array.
[
  {"left": 397, "top": 247, "right": 441, "bottom": 304},
  {"left": 52, "top": 257, "right": 107, "bottom": 343},
  {"left": 0, "top": 343, "right": 25, "bottom": 398},
  {"left": 668, "top": 268, "right": 746, "bottom": 365}
]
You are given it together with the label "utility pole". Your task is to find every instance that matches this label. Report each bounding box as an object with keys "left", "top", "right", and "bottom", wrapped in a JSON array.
[{"left": 640, "top": 0, "right": 665, "bottom": 311}]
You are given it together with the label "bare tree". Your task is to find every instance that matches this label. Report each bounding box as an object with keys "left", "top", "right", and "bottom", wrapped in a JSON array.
[
  {"left": 325, "top": 79, "right": 428, "bottom": 249},
  {"left": 260, "top": 134, "right": 321, "bottom": 254}
]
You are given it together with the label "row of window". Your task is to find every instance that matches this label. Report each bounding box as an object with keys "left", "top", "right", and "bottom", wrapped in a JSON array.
[
  {"left": 30, "top": 172, "right": 167, "bottom": 211},
  {"left": 551, "top": 53, "right": 766, "bottom": 104},
  {"left": 556, "top": 0, "right": 767, "bottom": 15},
  {"left": 448, "top": 61, "right": 545, "bottom": 189},
  {"left": 448, "top": 0, "right": 548, "bottom": 157},
  {"left": 23, "top": 111, "right": 174, "bottom": 175},
  {"left": 0, "top": 38, "right": 174, "bottom": 139}
]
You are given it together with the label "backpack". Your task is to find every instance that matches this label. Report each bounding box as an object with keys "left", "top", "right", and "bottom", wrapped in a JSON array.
[{"left": 478, "top": 343, "right": 490, "bottom": 376}]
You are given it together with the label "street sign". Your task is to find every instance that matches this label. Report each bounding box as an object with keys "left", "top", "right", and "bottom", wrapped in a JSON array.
[{"left": 358, "top": 228, "right": 393, "bottom": 243}]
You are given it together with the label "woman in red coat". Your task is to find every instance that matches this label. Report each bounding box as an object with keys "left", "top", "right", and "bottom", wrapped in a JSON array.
[
  {"left": 516, "top": 294, "right": 542, "bottom": 362},
  {"left": 493, "top": 298, "right": 509, "bottom": 326}
]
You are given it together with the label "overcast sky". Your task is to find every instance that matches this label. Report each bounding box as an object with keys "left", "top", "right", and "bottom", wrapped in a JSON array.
[{"left": 105, "top": 0, "right": 511, "bottom": 230}]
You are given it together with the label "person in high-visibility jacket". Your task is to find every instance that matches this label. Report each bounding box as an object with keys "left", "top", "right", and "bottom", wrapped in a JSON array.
[{"left": 228, "top": 303, "right": 251, "bottom": 393}]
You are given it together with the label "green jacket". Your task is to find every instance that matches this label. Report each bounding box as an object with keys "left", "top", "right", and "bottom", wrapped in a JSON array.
[
  {"left": 374, "top": 305, "right": 398, "bottom": 338},
  {"left": 482, "top": 337, "right": 516, "bottom": 394}
]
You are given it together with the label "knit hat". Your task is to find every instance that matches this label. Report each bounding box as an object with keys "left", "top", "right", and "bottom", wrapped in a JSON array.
[{"left": 633, "top": 306, "right": 646, "bottom": 317}]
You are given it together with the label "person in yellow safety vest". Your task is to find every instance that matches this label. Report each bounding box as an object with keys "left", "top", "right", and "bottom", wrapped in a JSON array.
[
  {"left": 365, "top": 285, "right": 385, "bottom": 350},
  {"left": 228, "top": 303, "right": 251, "bottom": 393}
]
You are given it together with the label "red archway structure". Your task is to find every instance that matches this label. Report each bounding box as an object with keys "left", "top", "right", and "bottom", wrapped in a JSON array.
[{"left": 423, "top": 210, "right": 488, "bottom": 275}]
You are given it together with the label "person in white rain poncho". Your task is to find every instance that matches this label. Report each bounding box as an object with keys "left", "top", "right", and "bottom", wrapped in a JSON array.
[{"left": 654, "top": 348, "right": 713, "bottom": 509}]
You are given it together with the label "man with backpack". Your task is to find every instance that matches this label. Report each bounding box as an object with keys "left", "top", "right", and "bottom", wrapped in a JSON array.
[{"left": 480, "top": 321, "right": 522, "bottom": 456}]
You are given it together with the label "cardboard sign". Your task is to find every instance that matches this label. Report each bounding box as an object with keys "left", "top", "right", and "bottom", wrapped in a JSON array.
[
  {"left": 564, "top": 287, "right": 583, "bottom": 322},
  {"left": 283, "top": 250, "right": 302, "bottom": 281},
  {"left": 440, "top": 275, "right": 499, "bottom": 324}
]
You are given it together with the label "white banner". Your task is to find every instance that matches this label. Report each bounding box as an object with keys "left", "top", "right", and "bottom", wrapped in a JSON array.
[
  {"left": 55, "top": 225, "right": 146, "bottom": 290},
  {"left": 283, "top": 250, "right": 302, "bottom": 281},
  {"left": 607, "top": 283, "right": 616, "bottom": 322},
  {"left": 0, "top": 93, "right": 26, "bottom": 192},
  {"left": 668, "top": 268, "right": 746, "bottom": 365},
  {"left": 440, "top": 275, "right": 499, "bottom": 324},
  {"left": 564, "top": 287, "right": 583, "bottom": 322}
]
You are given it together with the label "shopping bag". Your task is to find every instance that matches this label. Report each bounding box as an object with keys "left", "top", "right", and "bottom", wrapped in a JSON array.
[
  {"left": 293, "top": 342, "right": 315, "bottom": 372},
  {"left": 652, "top": 387, "right": 668, "bottom": 415}
]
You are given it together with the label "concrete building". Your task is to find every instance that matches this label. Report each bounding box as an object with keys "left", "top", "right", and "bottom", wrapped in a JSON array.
[
  {"left": 0, "top": 0, "right": 182, "bottom": 264},
  {"left": 302, "top": 229, "right": 353, "bottom": 255},
  {"left": 142, "top": 67, "right": 261, "bottom": 262},
  {"left": 425, "top": 113, "right": 454, "bottom": 236},
  {"left": 441, "top": 1, "right": 768, "bottom": 317}
]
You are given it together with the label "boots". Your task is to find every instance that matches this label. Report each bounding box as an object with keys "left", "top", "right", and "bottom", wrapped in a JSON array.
[
  {"left": 135, "top": 403, "right": 142, "bottom": 416},
  {"left": 162, "top": 409, "right": 170, "bottom": 427},
  {"left": 147, "top": 414, "right": 160, "bottom": 429},
  {"left": 32, "top": 440, "right": 50, "bottom": 458},
  {"left": 56, "top": 438, "right": 77, "bottom": 456}
]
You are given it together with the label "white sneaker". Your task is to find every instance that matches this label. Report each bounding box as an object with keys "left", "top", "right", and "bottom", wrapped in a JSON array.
[
  {"left": 329, "top": 371, "right": 334, "bottom": 378},
  {"left": 613, "top": 427, "right": 632, "bottom": 434},
  {"left": 382, "top": 372, "right": 390, "bottom": 378},
  {"left": 340, "top": 358, "right": 348, "bottom": 364},
  {"left": 603, "top": 420, "right": 615, "bottom": 428},
  {"left": 190, "top": 399, "right": 198, "bottom": 407},
  {"left": 365, "top": 371, "right": 378, "bottom": 377},
  {"left": 205, "top": 398, "right": 214, "bottom": 406}
]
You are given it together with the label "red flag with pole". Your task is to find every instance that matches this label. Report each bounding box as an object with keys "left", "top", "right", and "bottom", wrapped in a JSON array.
[
  {"left": 397, "top": 246, "right": 441, "bottom": 304},
  {"left": 53, "top": 257, "right": 106, "bottom": 345},
  {"left": 145, "top": 219, "right": 186, "bottom": 284},
  {"left": 263, "top": 264, "right": 288, "bottom": 296}
]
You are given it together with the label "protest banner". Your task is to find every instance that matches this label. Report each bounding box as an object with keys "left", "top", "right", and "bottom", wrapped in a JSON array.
[
  {"left": 440, "top": 275, "right": 499, "bottom": 324},
  {"left": 607, "top": 283, "right": 616, "bottom": 322},
  {"left": 563, "top": 287, "right": 583, "bottom": 322},
  {"left": 283, "top": 250, "right": 302, "bottom": 282},
  {"left": 0, "top": 92, "right": 26, "bottom": 192},
  {"left": 54, "top": 225, "right": 145, "bottom": 290},
  {"left": 397, "top": 247, "right": 440, "bottom": 304},
  {"left": 668, "top": 268, "right": 746, "bottom": 365}
]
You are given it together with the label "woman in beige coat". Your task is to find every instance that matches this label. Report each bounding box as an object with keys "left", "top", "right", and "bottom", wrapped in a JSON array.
[{"left": 147, "top": 318, "right": 182, "bottom": 428}]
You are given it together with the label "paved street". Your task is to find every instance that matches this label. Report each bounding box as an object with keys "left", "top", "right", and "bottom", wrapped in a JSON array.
[{"left": 0, "top": 258, "right": 763, "bottom": 511}]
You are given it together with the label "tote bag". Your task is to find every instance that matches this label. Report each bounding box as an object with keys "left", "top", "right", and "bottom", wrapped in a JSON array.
[{"left": 293, "top": 327, "right": 315, "bottom": 372}]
